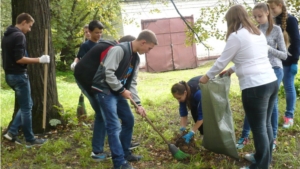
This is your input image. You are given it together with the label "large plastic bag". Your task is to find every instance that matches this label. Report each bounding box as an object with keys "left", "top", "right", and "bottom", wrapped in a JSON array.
[{"left": 199, "top": 75, "right": 239, "bottom": 159}]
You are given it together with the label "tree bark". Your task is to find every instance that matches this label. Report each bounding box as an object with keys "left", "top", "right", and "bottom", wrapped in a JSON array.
[{"left": 11, "top": 0, "right": 63, "bottom": 133}]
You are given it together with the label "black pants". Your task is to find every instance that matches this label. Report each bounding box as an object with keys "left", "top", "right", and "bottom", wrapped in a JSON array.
[{"left": 191, "top": 110, "right": 204, "bottom": 135}]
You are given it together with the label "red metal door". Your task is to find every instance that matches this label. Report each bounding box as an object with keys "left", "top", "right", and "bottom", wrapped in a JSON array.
[{"left": 142, "top": 16, "right": 197, "bottom": 72}]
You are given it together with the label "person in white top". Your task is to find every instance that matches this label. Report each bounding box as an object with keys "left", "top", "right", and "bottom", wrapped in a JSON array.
[{"left": 199, "top": 5, "right": 278, "bottom": 169}]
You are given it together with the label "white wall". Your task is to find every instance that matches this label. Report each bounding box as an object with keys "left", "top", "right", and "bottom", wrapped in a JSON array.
[{"left": 120, "top": 0, "right": 254, "bottom": 66}]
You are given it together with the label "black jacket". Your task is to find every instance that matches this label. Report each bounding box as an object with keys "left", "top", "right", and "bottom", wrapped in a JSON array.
[
  {"left": 74, "top": 40, "right": 117, "bottom": 95},
  {"left": 1, "top": 25, "right": 27, "bottom": 74},
  {"left": 275, "top": 14, "right": 300, "bottom": 66}
]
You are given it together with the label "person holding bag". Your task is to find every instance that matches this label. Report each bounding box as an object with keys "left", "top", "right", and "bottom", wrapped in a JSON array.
[{"left": 199, "top": 5, "right": 278, "bottom": 169}]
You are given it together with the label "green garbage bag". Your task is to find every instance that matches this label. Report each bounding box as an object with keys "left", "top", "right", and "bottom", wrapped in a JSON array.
[{"left": 199, "top": 75, "right": 239, "bottom": 159}]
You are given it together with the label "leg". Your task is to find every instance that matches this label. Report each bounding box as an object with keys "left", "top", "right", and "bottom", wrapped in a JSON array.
[
  {"left": 241, "top": 116, "right": 251, "bottom": 138},
  {"left": 76, "top": 81, "right": 106, "bottom": 154},
  {"left": 282, "top": 66, "right": 297, "bottom": 118},
  {"left": 5, "top": 74, "right": 35, "bottom": 142},
  {"left": 271, "top": 67, "right": 283, "bottom": 139},
  {"left": 116, "top": 96, "right": 134, "bottom": 158},
  {"left": 97, "top": 93, "right": 125, "bottom": 168},
  {"left": 242, "top": 81, "right": 277, "bottom": 169}
]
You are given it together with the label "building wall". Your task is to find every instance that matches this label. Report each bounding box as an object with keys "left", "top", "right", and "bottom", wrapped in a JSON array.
[{"left": 120, "top": 0, "right": 254, "bottom": 66}]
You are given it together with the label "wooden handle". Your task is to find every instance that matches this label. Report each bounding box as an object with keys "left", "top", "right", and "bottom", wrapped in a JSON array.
[
  {"left": 129, "top": 98, "right": 169, "bottom": 144},
  {"left": 42, "top": 29, "right": 49, "bottom": 130}
]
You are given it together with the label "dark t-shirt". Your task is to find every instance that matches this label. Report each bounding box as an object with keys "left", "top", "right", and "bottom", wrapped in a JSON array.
[
  {"left": 74, "top": 41, "right": 117, "bottom": 95},
  {"left": 76, "top": 40, "right": 97, "bottom": 59}
]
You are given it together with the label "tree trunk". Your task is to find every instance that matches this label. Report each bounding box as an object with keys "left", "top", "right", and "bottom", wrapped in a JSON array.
[{"left": 11, "top": 0, "right": 63, "bottom": 133}]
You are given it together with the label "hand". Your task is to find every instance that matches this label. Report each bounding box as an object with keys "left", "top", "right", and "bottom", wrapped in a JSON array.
[
  {"left": 179, "top": 127, "right": 186, "bottom": 134},
  {"left": 182, "top": 131, "right": 195, "bottom": 144},
  {"left": 291, "top": 64, "right": 298, "bottom": 75},
  {"left": 199, "top": 74, "right": 209, "bottom": 84},
  {"left": 70, "top": 62, "right": 76, "bottom": 71},
  {"left": 220, "top": 68, "right": 234, "bottom": 77},
  {"left": 39, "top": 55, "right": 50, "bottom": 63},
  {"left": 135, "top": 105, "right": 146, "bottom": 117},
  {"left": 121, "top": 89, "right": 132, "bottom": 99}
]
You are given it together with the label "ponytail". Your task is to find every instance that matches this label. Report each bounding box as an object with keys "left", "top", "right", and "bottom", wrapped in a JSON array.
[
  {"left": 171, "top": 81, "right": 191, "bottom": 110},
  {"left": 281, "top": 5, "right": 290, "bottom": 48},
  {"left": 266, "top": 4, "right": 274, "bottom": 36}
]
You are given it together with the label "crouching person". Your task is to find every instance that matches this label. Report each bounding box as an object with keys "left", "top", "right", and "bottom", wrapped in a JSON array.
[
  {"left": 171, "top": 76, "right": 204, "bottom": 143},
  {"left": 91, "top": 29, "right": 158, "bottom": 169}
]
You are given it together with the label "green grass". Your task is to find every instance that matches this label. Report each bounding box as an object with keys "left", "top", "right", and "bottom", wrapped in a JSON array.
[{"left": 1, "top": 61, "right": 300, "bottom": 169}]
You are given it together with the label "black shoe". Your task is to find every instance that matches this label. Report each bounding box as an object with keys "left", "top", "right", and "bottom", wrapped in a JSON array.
[
  {"left": 129, "top": 142, "right": 140, "bottom": 150},
  {"left": 125, "top": 154, "right": 142, "bottom": 162},
  {"left": 4, "top": 132, "right": 23, "bottom": 145},
  {"left": 114, "top": 162, "right": 135, "bottom": 169}
]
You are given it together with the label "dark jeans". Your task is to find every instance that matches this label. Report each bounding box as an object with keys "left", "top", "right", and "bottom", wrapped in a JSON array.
[
  {"left": 96, "top": 92, "right": 134, "bottom": 168},
  {"left": 241, "top": 67, "right": 283, "bottom": 139},
  {"left": 5, "top": 74, "right": 35, "bottom": 142},
  {"left": 75, "top": 81, "right": 106, "bottom": 153},
  {"left": 242, "top": 81, "right": 278, "bottom": 169}
]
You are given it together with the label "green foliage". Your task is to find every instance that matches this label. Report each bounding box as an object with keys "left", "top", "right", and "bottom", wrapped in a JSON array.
[
  {"left": 0, "top": 0, "right": 11, "bottom": 37},
  {"left": 50, "top": 0, "right": 122, "bottom": 69},
  {"left": 188, "top": 0, "right": 300, "bottom": 45}
]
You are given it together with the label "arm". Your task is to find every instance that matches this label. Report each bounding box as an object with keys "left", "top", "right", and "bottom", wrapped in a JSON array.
[
  {"left": 287, "top": 16, "right": 300, "bottom": 63},
  {"left": 76, "top": 43, "right": 87, "bottom": 60},
  {"left": 268, "top": 27, "right": 287, "bottom": 60},
  {"left": 129, "top": 66, "right": 141, "bottom": 105},
  {"left": 192, "top": 90, "right": 203, "bottom": 132},
  {"left": 103, "top": 46, "right": 125, "bottom": 93},
  {"left": 206, "top": 34, "right": 240, "bottom": 78},
  {"left": 179, "top": 102, "right": 188, "bottom": 127},
  {"left": 16, "top": 57, "right": 40, "bottom": 64}
]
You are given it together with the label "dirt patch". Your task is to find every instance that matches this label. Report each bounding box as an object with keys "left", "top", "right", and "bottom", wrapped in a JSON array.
[{"left": 171, "top": 131, "right": 200, "bottom": 155}]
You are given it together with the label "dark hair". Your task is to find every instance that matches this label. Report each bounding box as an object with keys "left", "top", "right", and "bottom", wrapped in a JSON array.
[
  {"left": 119, "top": 35, "right": 136, "bottom": 43},
  {"left": 88, "top": 20, "right": 104, "bottom": 31},
  {"left": 16, "top": 13, "right": 34, "bottom": 24},
  {"left": 171, "top": 81, "right": 191, "bottom": 110},
  {"left": 225, "top": 5, "right": 261, "bottom": 40},
  {"left": 253, "top": 3, "right": 274, "bottom": 36},
  {"left": 267, "top": 0, "right": 290, "bottom": 47}
]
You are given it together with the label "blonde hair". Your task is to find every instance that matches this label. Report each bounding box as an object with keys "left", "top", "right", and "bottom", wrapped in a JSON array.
[
  {"left": 225, "top": 5, "right": 261, "bottom": 40},
  {"left": 253, "top": 3, "right": 274, "bottom": 36},
  {"left": 267, "top": 0, "right": 290, "bottom": 47},
  {"left": 137, "top": 29, "right": 158, "bottom": 45}
]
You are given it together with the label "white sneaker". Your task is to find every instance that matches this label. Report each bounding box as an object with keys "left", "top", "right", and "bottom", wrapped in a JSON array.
[{"left": 283, "top": 117, "right": 294, "bottom": 129}]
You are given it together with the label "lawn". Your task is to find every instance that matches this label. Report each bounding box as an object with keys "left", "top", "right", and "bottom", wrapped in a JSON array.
[{"left": 1, "top": 61, "right": 300, "bottom": 169}]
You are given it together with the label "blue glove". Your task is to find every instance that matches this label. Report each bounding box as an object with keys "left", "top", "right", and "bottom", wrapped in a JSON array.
[
  {"left": 179, "top": 127, "right": 186, "bottom": 134},
  {"left": 291, "top": 64, "right": 298, "bottom": 75},
  {"left": 182, "top": 131, "right": 195, "bottom": 143}
]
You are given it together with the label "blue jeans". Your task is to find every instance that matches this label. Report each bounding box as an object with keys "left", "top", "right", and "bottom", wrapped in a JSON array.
[
  {"left": 283, "top": 65, "right": 297, "bottom": 118},
  {"left": 5, "top": 74, "right": 35, "bottom": 142},
  {"left": 242, "top": 81, "right": 278, "bottom": 169},
  {"left": 241, "top": 67, "right": 283, "bottom": 139},
  {"left": 76, "top": 81, "right": 106, "bottom": 153},
  {"left": 96, "top": 92, "right": 134, "bottom": 168}
]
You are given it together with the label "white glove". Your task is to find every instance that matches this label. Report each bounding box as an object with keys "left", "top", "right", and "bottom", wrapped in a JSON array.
[
  {"left": 39, "top": 55, "right": 50, "bottom": 63},
  {"left": 71, "top": 62, "right": 76, "bottom": 71}
]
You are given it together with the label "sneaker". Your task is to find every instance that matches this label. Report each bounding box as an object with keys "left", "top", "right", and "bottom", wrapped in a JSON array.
[
  {"left": 129, "top": 142, "right": 140, "bottom": 150},
  {"left": 91, "top": 152, "right": 111, "bottom": 161},
  {"left": 244, "top": 153, "right": 256, "bottom": 163},
  {"left": 283, "top": 117, "right": 293, "bottom": 129},
  {"left": 3, "top": 132, "right": 23, "bottom": 145},
  {"left": 25, "top": 138, "right": 47, "bottom": 148},
  {"left": 273, "top": 140, "right": 276, "bottom": 150},
  {"left": 236, "top": 137, "right": 249, "bottom": 149},
  {"left": 114, "top": 162, "right": 135, "bottom": 169},
  {"left": 240, "top": 166, "right": 250, "bottom": 169},
  {"left": 125, "top": 154, "right": 142, "bottom": 162}
]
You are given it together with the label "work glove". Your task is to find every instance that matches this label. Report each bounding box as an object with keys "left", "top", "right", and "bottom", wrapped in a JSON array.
[
  {"left": 179, "top": 127, "right": 186, "bottom": 134},
  {"left": 291, "top": 64, "right": 298, "bottom": 75},
  {"left": 71, "top": 62, "right": 76, "bottom": 71},
  {"left": 39, "top": 55, "right": 50, "bottom": 63},
  {"left": 182, "top": 131, "right": 194, "bottom": 144}
]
